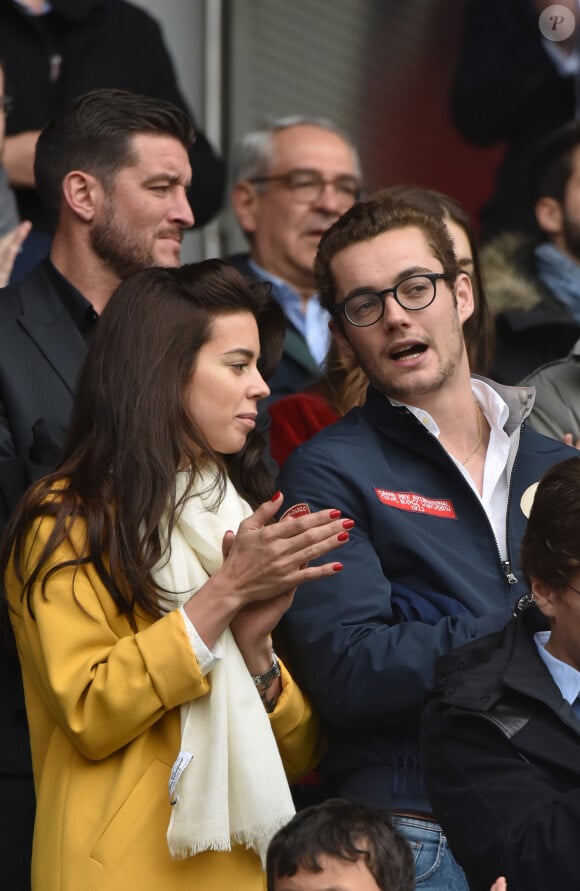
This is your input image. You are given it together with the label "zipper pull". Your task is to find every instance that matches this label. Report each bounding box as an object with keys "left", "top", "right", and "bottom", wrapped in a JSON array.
[
  {"left": 502, "top": 561, "right": 518, "bottom": 584},
  {"left": 50, "top": 53, "right": 62, "bottom": 83}
]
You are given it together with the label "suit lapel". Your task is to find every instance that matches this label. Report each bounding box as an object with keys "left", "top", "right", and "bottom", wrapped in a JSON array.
[{"left": 16, "top": 265, "right": 87, "bottom": 395}]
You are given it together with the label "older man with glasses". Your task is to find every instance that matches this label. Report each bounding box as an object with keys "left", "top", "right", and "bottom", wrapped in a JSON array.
[
  {"left": 275, "top": 192, "right": 575, "bottom": 891},
  {"left": 229, "top": 116, "right": 363, "bottom": 406},
  {"left": 0, "top": 62, "right": 30, "bottom": 286}
]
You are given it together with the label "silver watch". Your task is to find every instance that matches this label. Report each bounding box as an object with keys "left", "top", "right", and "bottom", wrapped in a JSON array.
[{"left": 251, "top": 651, "right": 280, "bottom": 689}]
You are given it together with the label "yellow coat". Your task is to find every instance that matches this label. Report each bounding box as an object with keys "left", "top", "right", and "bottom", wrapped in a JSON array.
[{"left": 7, "top": 516, "right": 323, "bottom": 891}]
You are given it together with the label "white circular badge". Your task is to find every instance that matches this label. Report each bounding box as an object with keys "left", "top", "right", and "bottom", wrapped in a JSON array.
[
  {"left": 520, "top": 482, "right": 539, "bottom": 519},
  {"left": 539, "top": 5, "right": 576, "bottom": 42}
]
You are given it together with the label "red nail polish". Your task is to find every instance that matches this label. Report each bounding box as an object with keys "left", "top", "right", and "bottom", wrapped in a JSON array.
[
  {"left": 342, "top": 519, "right": 355, "bottom": 529},
  {"left": 329, "top": 509, "right": 341, "bottom": 519},
  {"left": 270, "top": 490, "right": 282, "bottom": 502},
  {"left": 337, "top": 531, "right": 349, "bottom": 542},
  {"left": 332, "top": 562, "right": 343, "bottom": 572}
]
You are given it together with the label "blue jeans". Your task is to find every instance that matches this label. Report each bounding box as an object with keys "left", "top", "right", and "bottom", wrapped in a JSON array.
[{"left": 391, "top": 816, "right": 469, "bottom": 891}]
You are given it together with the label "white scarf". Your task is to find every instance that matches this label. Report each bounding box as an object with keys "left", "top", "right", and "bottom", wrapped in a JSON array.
[{"left": 153, "top": 467, "right": 295, "bottom": 864}]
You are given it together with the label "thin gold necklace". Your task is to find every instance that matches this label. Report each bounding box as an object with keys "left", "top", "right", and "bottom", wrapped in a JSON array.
[{"left": 461, "top": 401, "right": 483, "bottom": 465}]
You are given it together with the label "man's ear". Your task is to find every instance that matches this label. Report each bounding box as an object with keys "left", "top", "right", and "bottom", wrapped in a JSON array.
[
  {"left": 62, "top": 170, "right": 100, "bottom": 222},
  {"left": 531, "top": 577, "right": 559, "bottom": 618},
  {"left": 329, "top": 318, "right": 355, "bottom": 360},
  {"left": 455, "top": 271, "right": 474, "bottom": 325},
  {"left": 535, "top": 196, "right": 563, "bottom": 236},
  {"left": 232, "top": 181, "right": 259, "bottom": 235}
]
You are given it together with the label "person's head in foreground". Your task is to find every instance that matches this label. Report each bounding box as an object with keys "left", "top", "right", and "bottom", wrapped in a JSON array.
[
  {"left": 521, "top": 455, "right": 580, "bottom": 668},
  {"left": 266, "top": 798, "right": 415, "bottom": 891}
]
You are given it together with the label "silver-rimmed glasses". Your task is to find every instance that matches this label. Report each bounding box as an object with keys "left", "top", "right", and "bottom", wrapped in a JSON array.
[{"left": 249, "top": 168, "right": 363, "bottom": 207}]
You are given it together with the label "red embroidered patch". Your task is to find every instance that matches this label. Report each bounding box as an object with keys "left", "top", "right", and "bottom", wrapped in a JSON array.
[{"left": 373, "top": 488, "right": 457, "bottom": 519}]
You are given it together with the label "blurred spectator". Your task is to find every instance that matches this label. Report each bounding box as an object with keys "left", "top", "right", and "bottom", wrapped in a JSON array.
[
  {"left": 0, "top": 58, "right": 31, "bottom": 285},
  {"left": 0, "top": 0, "right": 224, "bottom": 279},
  {"left": 483, "top": 119, "right": 580, "bottom": 383},
  {"left": 229, "top": 116, "right": 363, "bottom": 406},
  {"left": 451, "top": 0, "right": 577, "bottom": 240},
  {"left": 521, "top": 338, "right": 580, "bottom": 443}
]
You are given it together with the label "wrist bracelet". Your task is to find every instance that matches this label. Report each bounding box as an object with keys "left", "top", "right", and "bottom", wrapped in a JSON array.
[{"left": 251, "top": 651, "right": 281, "bottom": 690}]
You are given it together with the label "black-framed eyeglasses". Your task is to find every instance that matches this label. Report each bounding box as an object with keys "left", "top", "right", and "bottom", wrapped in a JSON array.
[
  {"left": 249, "top": 168, "right": 363, "bottom": 206},
  {"left": 332, "top": 272, "right": 450, "bottom": 327},
  {"left": 0, "top": 95, "right": 13, "bottom": 114},
  {"left": 567, "top": 582, "right": 580, "bottom": 597}
]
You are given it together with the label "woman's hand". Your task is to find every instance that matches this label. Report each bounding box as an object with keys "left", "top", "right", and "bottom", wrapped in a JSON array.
[
  {"left": 230, "top": 590, "right": 295, "bottom": 671},
  {"left": 217, "top": 491, "right": 349, "bottom": 608},
  {"left": 184, "top": 492, "right": 351, "bottom": 651}
]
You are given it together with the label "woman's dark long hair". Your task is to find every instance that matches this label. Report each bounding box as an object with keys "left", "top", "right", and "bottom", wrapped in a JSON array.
[{"left": 2, "top": 260, "right": 285, "bottom": 626}]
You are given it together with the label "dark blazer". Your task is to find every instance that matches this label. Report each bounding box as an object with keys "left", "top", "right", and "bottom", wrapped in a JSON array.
[
  {"left": 227, "top": 253, "right": 320, "bottom": 406},
  {"left": 0, "top": 261, "right": 85, "bottom": 530},
  {"left": 421, "top": 606, "right": 580, "bottom": 891}
]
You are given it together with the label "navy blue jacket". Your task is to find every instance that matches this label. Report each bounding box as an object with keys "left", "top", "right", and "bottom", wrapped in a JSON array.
[{"left": 277, "top": 380, "right": 573, "bottom": 812}]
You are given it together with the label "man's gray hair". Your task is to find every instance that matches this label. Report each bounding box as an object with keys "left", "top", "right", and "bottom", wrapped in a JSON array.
[{"left": 232, "top": 115, "right": 362, "bottom": 183}]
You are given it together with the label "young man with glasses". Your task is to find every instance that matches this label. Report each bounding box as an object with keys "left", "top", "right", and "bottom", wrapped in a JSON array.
[
  {"left": 230, "top": 116, "right": 363, "bottom": 405},
  {"left": 276, "top": 194, "right": 574, "bottom": 891}
]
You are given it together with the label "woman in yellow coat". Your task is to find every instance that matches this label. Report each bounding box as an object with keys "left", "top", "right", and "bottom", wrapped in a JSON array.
[{"left": 2, "top": 260, "right": 350, "bottom": 891}]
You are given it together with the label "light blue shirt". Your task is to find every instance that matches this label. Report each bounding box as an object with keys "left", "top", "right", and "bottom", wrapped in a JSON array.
[
  {"left": 534, "top": 630, "right": 580, "bottom": 716},
  {"left": 248, "top": 259, "right": 330, "bottom": 367}
]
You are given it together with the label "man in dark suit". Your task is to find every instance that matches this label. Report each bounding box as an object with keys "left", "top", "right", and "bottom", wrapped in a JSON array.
[
  {"left": 0, "top": 86, "right": 194, "bottom": 889},
  {"left": 229, "top": 116, "right": 363, "bottom": 406}
]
